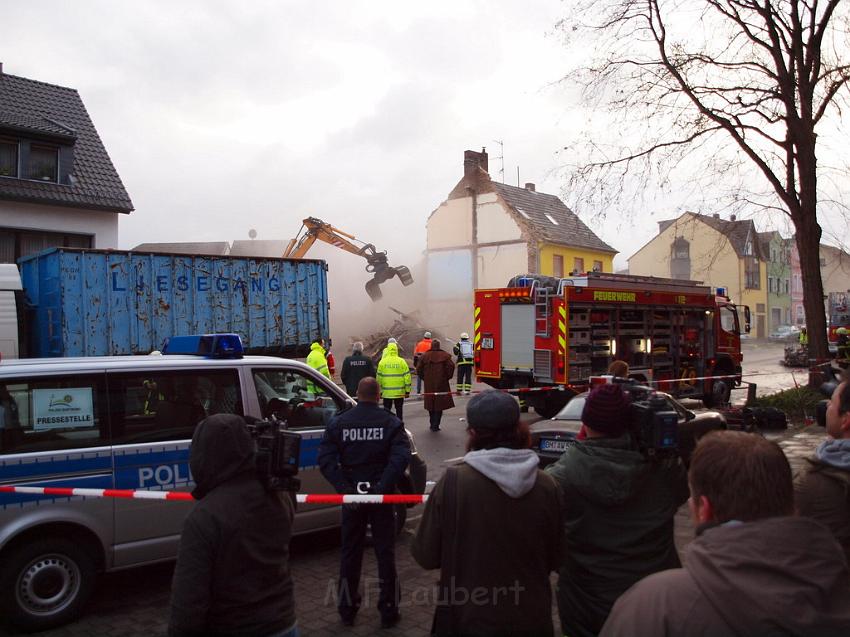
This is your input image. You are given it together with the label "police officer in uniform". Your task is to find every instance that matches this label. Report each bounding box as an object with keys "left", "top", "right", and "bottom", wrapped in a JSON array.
[{"left": 318, "top": 377, "right": 411, "bottom": 629}]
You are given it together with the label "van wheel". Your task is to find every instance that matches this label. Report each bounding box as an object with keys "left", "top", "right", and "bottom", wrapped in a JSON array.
[{"left": 0, "top": 538, "right": 95, "bottom": 632}]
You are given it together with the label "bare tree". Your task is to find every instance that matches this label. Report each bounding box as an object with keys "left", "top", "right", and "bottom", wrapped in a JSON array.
[{"left": 559, "top": 0, "right": 850, "bottom": 362}]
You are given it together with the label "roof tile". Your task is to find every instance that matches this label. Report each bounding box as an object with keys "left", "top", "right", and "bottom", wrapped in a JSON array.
[
  {"left": 491, "top": 182, "right": 617, "bottom": 254},
  {"left": 0, "top": 72, "right": 133, "bottom": 213}
]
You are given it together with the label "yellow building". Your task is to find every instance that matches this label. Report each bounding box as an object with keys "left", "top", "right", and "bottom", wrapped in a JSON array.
[
  {"left": 628, "top": 212, "right": 769, "bottom": 338},
  {"left": 425, "top": 149, "right": 617, "bottom": 334}
]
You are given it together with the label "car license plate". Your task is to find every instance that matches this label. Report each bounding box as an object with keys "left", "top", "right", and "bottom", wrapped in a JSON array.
[{"left": 540, "top": 438, "right": 573, "bottom": 452}]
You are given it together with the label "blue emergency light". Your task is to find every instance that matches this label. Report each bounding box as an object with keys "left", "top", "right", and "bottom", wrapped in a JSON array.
[
  {"left": 715, "top": 286, "right": 727, "bottom": 298},
  {"left": 161, "top": 334, "right": 244, "bottom": 359}
]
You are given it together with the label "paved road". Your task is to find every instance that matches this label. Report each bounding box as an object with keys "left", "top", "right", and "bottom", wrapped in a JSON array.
[{"left": 0, "top": 345, "right": 827, "bottom": 636}]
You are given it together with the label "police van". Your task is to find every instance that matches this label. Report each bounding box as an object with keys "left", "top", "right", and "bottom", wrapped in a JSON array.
[{"left": 0, "top": 334, "right": 426, "bottom": 631}]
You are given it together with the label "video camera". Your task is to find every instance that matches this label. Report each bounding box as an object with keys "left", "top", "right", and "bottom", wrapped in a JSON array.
[
  {"left": 815, "top": 365, "right": 843, "bottom": 427},
  {"left": 594, "top": 377, "right": 679, "bottom": 458},
  {"left": 245, "top": 398, "right": 302, "bottom": 492}
]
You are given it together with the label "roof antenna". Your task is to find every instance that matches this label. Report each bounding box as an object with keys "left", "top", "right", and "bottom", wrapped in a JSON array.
[{"left": 492, "top": 140, "right": 505, "bottom": 183}]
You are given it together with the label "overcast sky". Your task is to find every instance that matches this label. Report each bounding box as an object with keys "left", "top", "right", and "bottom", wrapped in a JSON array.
[{"left": 4, "top": 0, "right": 848, "bottom": 275}]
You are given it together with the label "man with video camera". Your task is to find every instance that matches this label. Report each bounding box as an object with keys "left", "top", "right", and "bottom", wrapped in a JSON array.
[
  {"left": 546, "top": 382, "right": 689, "bottom": 637},
  {"left": 169, "top": 414, "right": 297, "bottom": 637}
]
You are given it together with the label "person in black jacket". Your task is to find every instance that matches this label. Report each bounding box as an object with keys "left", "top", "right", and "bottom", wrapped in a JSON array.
[
  {"left": 318, "top": 377, "right": 411, "bottom": 629},
  {"left": 168, "top": 414, "right": 297, "bottom": 637},
  {"left": 340, "top": 342, "right": 377, "bottom": 396}
]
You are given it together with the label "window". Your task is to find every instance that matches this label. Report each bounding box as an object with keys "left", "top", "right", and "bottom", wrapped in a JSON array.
[
  {"left": 544, "top": 213, "right": 559, "bottom": 226},
  {"left": 784, "top": 279, "right": 790, "bottom": 294},
  {"left": 573, "top": 257, "right": 584, "bottom": 274},
  {"left": 0, "top": 227, "right": 93, "bottom": 264},
  {"left": 768, "top": 277, "right": 774, "bottom": 293},
  {"left": 108, "top": 369, "right": 241, "bottom": 445},
  {"left": 670, "top": 237, "right": 690, "bottom": 280},
  {"left": 0, "top": 138, "right": 18, "bottom": 177},
  {"left": 745, "top": 258, "right": 760, "bottom": 289},
  {"left": 252, "top": 368, "right": 344, "bottom": 430},
  {"left": 719, "top": 306, "right": 738, "bottom": 333},
  {"left": 0, "top": 375, "right": 108, "bottom": 454},
  {"left": 593, "top": 260, "right": 603, "bottom": 273},
  {"left": 516, "top": 207, "right": 531, "bottom": 220},
  {"left": 28, "top": 144, "right": 58, "bottom": 182},
  {"left": 553, "top": 254, "right": 564, "bottom": 278}
]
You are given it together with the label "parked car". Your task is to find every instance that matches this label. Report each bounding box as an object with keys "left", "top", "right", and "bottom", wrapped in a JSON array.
[
  {"left": 530, "top": 389, "right": 727, "bottom": 467},
  {"left": 769, "top": 325, "right": 801, "bottom": 342}
]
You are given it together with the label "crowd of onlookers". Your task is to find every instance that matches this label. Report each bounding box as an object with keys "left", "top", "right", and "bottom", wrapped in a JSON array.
[
  {"left": 410, "top": 369, "right": 850, "bottom": 636},
  {"left": 168, "top": 367, "right": 850, "bottom": 637}
]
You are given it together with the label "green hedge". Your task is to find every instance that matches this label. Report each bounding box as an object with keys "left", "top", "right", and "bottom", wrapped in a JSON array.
[{"left": 751, "top": 386, "right": 824, "bottom": 422}]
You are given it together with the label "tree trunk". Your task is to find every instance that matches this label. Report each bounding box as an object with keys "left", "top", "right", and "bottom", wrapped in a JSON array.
[
  {"left": 795, "top": 213, "right": 828, "bottom": 363},
  {"left": 793, "top": 129, "right": 829, "bottom": 368}
]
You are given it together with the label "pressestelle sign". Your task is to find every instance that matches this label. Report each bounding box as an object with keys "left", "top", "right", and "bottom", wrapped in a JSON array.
[{"left": 33, "top": 388, "right": 94, "bottom": 431}]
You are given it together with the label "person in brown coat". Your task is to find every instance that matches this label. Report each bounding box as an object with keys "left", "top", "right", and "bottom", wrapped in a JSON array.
[
  {"left": 601, "top": 431, "right": 850, "bottom": 637},
  {"left": 795, "top": 368, "right": 850, "bottom": 562},
  {"left": 411, "top": 390, "right": 562, "bottom": 637},
  {"left": 416, "top": 339, "right": 455, "bottom": 431}
]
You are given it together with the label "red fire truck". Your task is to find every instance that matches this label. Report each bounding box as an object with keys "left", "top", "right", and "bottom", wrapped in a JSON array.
[
  {"left": 473, "top": 272, "right": 751, "bottom": 416},
  {"left": 827, "top": 292, "right": 850, "bottom": 355}
]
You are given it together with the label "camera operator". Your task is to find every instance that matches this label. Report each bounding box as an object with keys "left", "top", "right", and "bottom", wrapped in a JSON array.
[
  {"left": 318, "top": 377, "right": 411, "bottom": 629},
  {"left": 169, "top": 414, "right": 297, "bottom": 637},
  {"left": 545, "top": 383, "right": 688, "bottom": 637}
]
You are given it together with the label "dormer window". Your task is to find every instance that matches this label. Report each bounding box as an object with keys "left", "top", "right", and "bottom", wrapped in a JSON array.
[
  {"left": 0, "top": 138, "right": 17, "bottom": 178},
  {"left": 29, "top": 144, "right": 58, "bottom": 182}
]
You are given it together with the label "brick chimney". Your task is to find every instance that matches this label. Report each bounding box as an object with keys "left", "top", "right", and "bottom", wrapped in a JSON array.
[
  {"left": 463, "top": 148, "right": 489, "bottom": 177},
  {"left": 525, "top": 182, "right": 536, "bottom": 192},
  {"left": 730, "top": 214, "right": 737, "bottom": 221}
]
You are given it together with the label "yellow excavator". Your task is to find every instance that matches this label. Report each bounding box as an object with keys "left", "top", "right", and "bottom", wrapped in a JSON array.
[{"left": 283, "top": 217, "right": 414, "bottom": 301}]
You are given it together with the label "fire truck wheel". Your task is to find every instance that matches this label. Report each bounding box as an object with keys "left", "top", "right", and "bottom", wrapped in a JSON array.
[{"left": 703, "top": 378, "right": 731, "bottom": 409}]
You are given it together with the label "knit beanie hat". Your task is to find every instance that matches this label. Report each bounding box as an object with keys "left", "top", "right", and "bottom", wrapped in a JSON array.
[
  {"left": 467, "top": 390, "right": 520, "bottom": 430},
  {"left": 582, "top": 383, "right": 631, "bottom": 437}
]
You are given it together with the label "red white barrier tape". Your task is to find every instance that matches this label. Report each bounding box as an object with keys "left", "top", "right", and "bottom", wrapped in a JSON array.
[{"left": 0, "top": 485, "right": 428, "bottom": 505}]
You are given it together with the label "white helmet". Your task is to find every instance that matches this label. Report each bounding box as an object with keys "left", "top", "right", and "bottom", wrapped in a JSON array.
[{"left": 460, "top": 332, "right": 469, "bottom": 339}]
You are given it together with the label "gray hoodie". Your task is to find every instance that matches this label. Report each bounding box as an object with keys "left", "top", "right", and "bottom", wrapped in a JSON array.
[{"left": 463, "top": 448, "right": 540, "bottom": 498}]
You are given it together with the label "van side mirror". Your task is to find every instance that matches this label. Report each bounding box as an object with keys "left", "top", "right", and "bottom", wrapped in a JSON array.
[{"left": 744, "top": 306, "right": 752, "bottom": 334}]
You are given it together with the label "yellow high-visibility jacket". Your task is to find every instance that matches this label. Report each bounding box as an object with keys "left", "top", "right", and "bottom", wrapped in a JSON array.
[{"left": 377, "top": 343, "right": 411, "bottom": 399}]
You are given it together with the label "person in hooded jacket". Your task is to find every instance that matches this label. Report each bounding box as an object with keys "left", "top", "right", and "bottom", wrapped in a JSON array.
[
  {"left": 601, "top": 430, "right": 850, "bottom": 637},
  {"left": 376, "top": 342, "right": 411, "bottom": 421},
  {"left": 545, "top": 383, "right": 688, "bottom": 637},
  {"left": 795, "top": 368, "right": 850, "bottom": 562},
  {"left": 169, "top": 414, "right": 297, "bottom": 637},
  {"left": 411, "top": 390, "right": 562, "bottom": 637},
  {"left": 416, "top": 339, "right": 455, "bottom": 431},
  {"left": 306, "top": 338, "right": 331, "bottom": 394}
]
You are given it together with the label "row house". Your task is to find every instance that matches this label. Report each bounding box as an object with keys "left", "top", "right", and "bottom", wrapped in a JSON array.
[
  {"left": 627, "top": 212, "right": 768, "bottom": 338},
  {"left": 758, "top": 231, "right": 792, "bottom": 330},
  {"left": 425, "top": 148, "right": 617, "bottom": 336},
  {"left": 790, "top": 241, "right": 850, "bottom": 326}
]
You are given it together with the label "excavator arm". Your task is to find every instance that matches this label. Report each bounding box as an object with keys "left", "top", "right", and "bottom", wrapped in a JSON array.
[{"left": 283, "top": 217, "right": 413, "bottom": 301}]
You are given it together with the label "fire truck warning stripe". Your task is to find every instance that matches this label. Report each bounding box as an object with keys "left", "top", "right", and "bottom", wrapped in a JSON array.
[
  {"left": 558, "top": 306, "right": 566, "bottom": 318},
  {"left": 0, "top": 486, "right": 428, "bottom": 505}
]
